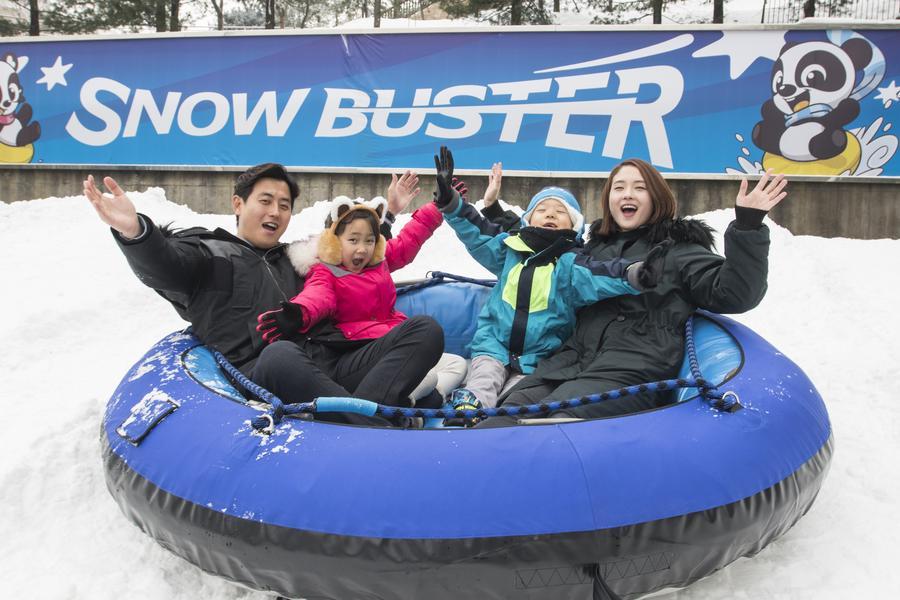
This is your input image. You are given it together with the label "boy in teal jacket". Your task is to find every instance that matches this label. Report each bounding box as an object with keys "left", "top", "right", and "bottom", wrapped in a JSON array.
[{"left": 433, "top": 147, "right": 663, "bottom": 418}]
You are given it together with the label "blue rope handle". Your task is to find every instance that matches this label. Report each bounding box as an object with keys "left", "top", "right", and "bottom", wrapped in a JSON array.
[
  {"left": 213, "top": 285, "right": 739, "bottom": 431},
  {"left": 684, "top": 316, "right": 742, "bottom": 412},
  {"left": 234, "top": 377, "right": 703, "bottom": 432},
  {"left": 395, "top": 271, "right": 496, "bottom": 295}
]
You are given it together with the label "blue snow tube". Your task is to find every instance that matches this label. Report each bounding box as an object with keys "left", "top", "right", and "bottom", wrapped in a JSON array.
[{"left": 101, "top": 279, "right": 832, "bottom": 600}]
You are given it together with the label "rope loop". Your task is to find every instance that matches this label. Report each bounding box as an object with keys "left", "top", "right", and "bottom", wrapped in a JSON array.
[
  {"left": 683, "top": 316, "right": 742, "bottom": 412},
  {"left": 395, "top": 271, "right": 496, "bottom": 295}
]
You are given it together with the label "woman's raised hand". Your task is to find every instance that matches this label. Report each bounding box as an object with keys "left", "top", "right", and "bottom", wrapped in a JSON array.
[
  {"left": 84, "top": 174, "right": 141, "bottom": 239},
  {"left": 736, "top": 169, "right": 788, "bottom": 212}
]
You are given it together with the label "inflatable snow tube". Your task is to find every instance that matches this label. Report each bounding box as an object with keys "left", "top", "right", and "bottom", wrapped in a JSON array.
[{"left": 101, "top": 279, "right": 832, "bottom": 600}]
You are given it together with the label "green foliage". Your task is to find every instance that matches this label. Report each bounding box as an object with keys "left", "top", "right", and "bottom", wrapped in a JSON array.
[
  {"left": 41, "top": 0, "right": 179, "bottom": 34},
  {"left": 587, "top": 0, "right": 691, "bottom": 25},
  {"left": 440, "top": 0, "right": 553, "bottom": 25},
  {"left": 0, "top": 15, "right": 27, "bottom": 36}
]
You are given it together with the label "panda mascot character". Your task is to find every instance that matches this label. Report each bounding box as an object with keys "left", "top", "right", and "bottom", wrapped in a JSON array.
[
  {"left": 0, "top": 52, "right": 41, "bottom": 163},
  {"left": 752, "top": 31, "right": 884, "bottom": 175}
]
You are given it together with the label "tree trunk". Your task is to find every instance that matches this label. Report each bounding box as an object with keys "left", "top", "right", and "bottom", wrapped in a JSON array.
[
  {"left": 265, "top": 0, "right": 276, "bottom": 29},
  {"left": 511, "top": 0, "right": 522, "bottom": 24},
  {"left": 713, "top": 0, "right": 723, "bottom": 23},
  {"left": 374, "top": 0, "right": 381, "bottom": 27},
  {"left": 212, "top": 0, "right": 224, "bottom": 30},
  {"left": 29, "top": 0, "right": 39, "bottom": 36},
  {"left": 156, "top": 0, "right": 168, "bottom": 31},
  {"left": 554, "top": 0, "right": 560, "bottom": 12},
  {"left": 652, "top": 0, "right": 662, "bottom": 24},
  {"left": 803, "top": 0, "right": 816, "bottom": 18},
  {"left": 169, "top": 0, "right": 180, "bottom": 31}
]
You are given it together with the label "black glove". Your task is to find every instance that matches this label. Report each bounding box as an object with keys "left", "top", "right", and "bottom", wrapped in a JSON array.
[
  {"left": 627, "top": 239, "right": 673, "bottom": 290},
  {"left": 433, "top": 145, "right": 455, "bottom": 208},
  {"left": 452, "top": 176, "right": 468, "bottom": 202},
  {"left": 256, "top": 301, "right": 306, "bottom": 344}
]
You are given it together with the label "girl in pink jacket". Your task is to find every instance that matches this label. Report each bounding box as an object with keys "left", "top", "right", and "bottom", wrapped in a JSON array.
[{"left": 257, "top": 197, "right": 457, "bottom": 412}]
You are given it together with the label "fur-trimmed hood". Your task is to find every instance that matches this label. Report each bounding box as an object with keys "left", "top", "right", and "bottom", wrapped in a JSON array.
[
  {"left": 587, "top": 217, "right": 716, "bottom": 251},
  {"left": 287, "top": 235, "right": 320, "bottom": 276}
]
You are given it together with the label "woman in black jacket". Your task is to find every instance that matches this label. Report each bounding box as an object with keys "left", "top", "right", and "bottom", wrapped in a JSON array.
[{"left": 478, "top": 159, "right": 787, "bottom": 426}]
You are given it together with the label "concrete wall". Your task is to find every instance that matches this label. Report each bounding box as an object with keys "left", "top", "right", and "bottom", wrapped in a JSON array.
[{"left": 2, "top": 165, "right": 897, "bottom": 239}]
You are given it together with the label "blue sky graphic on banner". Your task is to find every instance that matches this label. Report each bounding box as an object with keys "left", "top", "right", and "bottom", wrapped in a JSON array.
[{"left": 1, "top": 28, "right": 898, "bottom": 176}]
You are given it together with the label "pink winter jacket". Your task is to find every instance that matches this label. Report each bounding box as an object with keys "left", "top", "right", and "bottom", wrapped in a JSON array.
[{"left": 292, "top": 203, "right": 442, "bottom": 341}]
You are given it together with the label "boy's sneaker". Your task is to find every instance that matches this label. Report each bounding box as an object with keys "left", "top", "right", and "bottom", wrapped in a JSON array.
[{"left": 443, "top": 389, "right": 483, "bottom": 427}]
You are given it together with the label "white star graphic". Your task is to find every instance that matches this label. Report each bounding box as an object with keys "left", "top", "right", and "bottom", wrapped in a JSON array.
[
  {"left": 36, "top": 56, "right": 73, "bottom": 91},
  {"left": 874, "top": 80, "right": 900, "bottom": 109},
  {"left": 692, "top": 31, "right": 786, "bottom": 80}
]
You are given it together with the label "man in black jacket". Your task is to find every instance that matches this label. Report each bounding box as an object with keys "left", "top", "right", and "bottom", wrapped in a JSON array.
[{"left": 84, "top": 164, "right": 391, "bottom": 425}]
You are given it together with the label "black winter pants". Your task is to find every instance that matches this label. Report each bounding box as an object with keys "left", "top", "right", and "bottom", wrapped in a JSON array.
[{"left": 251, "top": 316, "right": 444, "bottom": 426}]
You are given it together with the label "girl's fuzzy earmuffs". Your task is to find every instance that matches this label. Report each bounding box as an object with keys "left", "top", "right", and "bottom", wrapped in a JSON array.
[{"left": 317, "top": 196, "right": 388, "bottom": 267}]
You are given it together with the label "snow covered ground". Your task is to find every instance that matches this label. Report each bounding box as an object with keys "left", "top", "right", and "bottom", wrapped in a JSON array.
[{"left": 1, "top": 181, "right": 898, "bottom": 599}]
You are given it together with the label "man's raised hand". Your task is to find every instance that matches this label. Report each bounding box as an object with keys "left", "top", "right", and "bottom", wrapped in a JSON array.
[{"left": 84, "top": 175, "right": 141, "bottom": 239}]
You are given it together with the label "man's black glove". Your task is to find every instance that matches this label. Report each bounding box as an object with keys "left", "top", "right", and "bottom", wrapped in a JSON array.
[
  {"left": 626, "top": 239, "right": 674, "bottom": 290},
  {"left": 433, "top": 145, "right": 455, "bottom": 208},
  {"left": 256, "top": 301, "right": 306, "bottom": 344}
]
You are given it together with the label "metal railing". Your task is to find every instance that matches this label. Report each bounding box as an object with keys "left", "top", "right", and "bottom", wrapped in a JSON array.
[
  {"left": 388, "top": 0, "right": 440, "bottom": 19},
  {"left": 762, "top": 0, "right": 899, "bottom": 23}
]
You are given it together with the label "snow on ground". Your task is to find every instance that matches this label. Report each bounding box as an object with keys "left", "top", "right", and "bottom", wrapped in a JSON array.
[{"left": 1, "top": 182, "right": 898, "bottom": 599}]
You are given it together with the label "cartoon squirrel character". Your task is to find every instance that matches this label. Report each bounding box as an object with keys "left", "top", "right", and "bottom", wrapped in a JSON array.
[
  {"left": 752, "top": 32, "right": 884, "bottom": 166},
  {"left": 0, "top": 53, "right": 41, "bottom": 149}
]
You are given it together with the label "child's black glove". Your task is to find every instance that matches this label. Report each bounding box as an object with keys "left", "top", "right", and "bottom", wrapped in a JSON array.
[
  {"left": 433, "top": 145, "right": 456, "bottom": 208},
  {"left": 256, "top": 301, "right": 306, "bottom": 344},
  {"left": 452, "top": 176, "right": 468, "bottom": 202},
  {"left": 626, "top": 239, "right": 674, "bottom": 290}
]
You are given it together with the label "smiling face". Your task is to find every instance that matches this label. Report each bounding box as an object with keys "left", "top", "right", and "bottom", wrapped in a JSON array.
[
  {"left": 608, "top": 165, "right": 653, "bottom": 231},
  {"left": 527, "top": 198, "right": 574, "bottom": 230},
  {"left": 337, "top": 217, "right": 378, "bottom": 273},
  {"left": 232, "top": 177, "right": 292, "bottom": 249}
]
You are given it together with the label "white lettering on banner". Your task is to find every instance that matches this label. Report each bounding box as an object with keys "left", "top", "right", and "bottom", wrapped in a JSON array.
[
  {"left": 123, "top": 89, "right": 181, "bottom": 138},
  {"left": 371, "top": 88, "right": 432, "bottom": 137},
  {"left": 65, "top": 65, "right": 684, "bottom": 167},
  {"left": 425, "top": 85, "right": 488, "bottom": 138},
  {"left": 177, "top": 92, "right": 230, "bottom": 136},
  {"left": 66, "top": 78, "right": 311, "bottom": 145},
  {"left": 310, "top": 66, "right": 684, "bottom": 167},
  {"left": 488, "top": 79, "right": 553, "bottom": 142},
  {"left": 66, "top": 77, "right": 131, "bottom": 146},
  {"left": 234, "top": 89, "right": 310, "bottom": 136},
  {"left": 316, "top": 88, "right": 370, "bottom": 137}
]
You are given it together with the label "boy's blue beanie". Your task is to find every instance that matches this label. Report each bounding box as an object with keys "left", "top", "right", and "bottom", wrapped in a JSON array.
[{"left": 521, "top": 187, "right": 584, "bottom": 235}]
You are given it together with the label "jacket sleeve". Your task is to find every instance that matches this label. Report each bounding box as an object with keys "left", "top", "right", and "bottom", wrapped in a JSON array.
[
  {"left": 113, "top": 214, "right": 208, "bottom": 299},
  {"left": 441, "top": 194, "right": 509, "bottom": 276},
  {"left": 564, "top": 251, "right": 641, "bottom": 308},
  {"left": 675, "top": 221, "right": 770, "bottom": 313},
  {"left": 384, "top": 202, "right": 443, "bottom": 272},
  {"left": 291, "top": 263, "right": 337, "bottom": 331},
  {"left": 481, "top": 200, "right": 523, "bottom": 233}
]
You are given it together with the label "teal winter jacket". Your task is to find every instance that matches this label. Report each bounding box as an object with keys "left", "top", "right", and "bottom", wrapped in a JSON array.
[{"left": 441, "top": 196, "right": 639, "bottom": 373}]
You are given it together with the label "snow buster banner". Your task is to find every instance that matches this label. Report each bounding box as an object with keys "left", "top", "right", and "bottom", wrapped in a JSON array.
[{"left": 1, "top": 27, "right": 898, "bottom": 177}]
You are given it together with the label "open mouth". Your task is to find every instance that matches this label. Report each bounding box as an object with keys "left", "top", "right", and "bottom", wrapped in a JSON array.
[
  {"left": 262, "top": 222, "right": 279, "bottom": 232},
  {"left": 620, "top": 204, "right": 638, "bottom": 217},
  {"left": 790, "top": 91, "right": 811, "bottom": 112},
  {"left": 543, "top": 223, "right": 557, "bottom": 229},
  {"left": 351, "top": 257, "right": 366, "bottom": 268}
]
